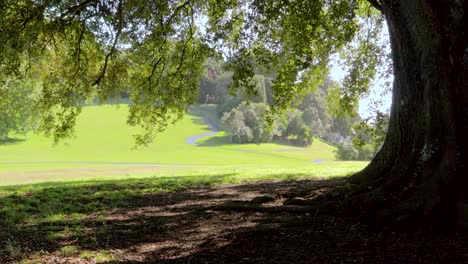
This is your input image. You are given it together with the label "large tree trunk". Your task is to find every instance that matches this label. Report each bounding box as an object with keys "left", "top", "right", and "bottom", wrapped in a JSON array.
[{"left": 347, "top": 0, "right": 467, "bottom": 232}]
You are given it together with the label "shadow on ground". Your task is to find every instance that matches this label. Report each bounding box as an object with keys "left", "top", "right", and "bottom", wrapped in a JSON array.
[
  {"left": 0, "top": 176, "right": 466, "bottom": 263},
  {"left": 0, "top": 138, "right": 26, "bottom": 146},
  {"left": 189, "top": 116, "right": 214, "bottom": 132},
  {"left": 196, "top": 134, "right": 230, "bottom": 147}
]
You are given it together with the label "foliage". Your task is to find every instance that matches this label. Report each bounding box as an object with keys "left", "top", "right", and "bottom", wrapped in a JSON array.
[
  {"left": 241, "top": 75, "right": 267, "bottom": 104},
  {"left": 0, "top": 78, "right": 38, "bottom": 139},
  {"left": 198, "top": 58, "right": 228, "bottom": 104},
  {"left": 302, "top": 107, "right": 325, "bottom": 137},
  {"left": 352, "top": 110, "right": 389, "bottom": 154},
  {"left": 214, "top": 69, "right": 356, "bottom": 146},
  {"left": 335, "top": 141, "right": 359, "bottom": 160},
  {"left": 0, "top": 0, "right": 386, "bottom": 145},
  {"left": 356, "top": 144, "right": 374, "bottom": 160},
  {"left": 221, "top": 102, "right": 272, "bottom": 144},
  {"left": 1, "top": 0, "right": 208, "bottom": 145},
  {"left": 298, "top": 79, "right": 334, "bottom": 128},
  {"left": 335, "top": 140, "right": 375, "bottom": 161},
  {"left": 284, "top": 111, "right": 313, "bottom": 146},
  {"left": 325, "top": 3, "right": 389, "bottom": 117},
  {"left": 332, "top": 115, "right": 358, "bottom": 138},
  {"left": 200, "top": 78, "right": 230, "bottom": 105}
]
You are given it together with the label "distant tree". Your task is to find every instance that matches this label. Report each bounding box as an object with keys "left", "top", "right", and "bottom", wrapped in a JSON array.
[
  {"left": 284, "top": 111, "right": 313, "bottom": 146},
  {"left": 221, "top": 108, "right": 254, "bottom": 143},
  {"left": 233, "top": 74, "right": 267, "bottom": 104},
  {"left": 231, "top": 124, "right": 254, "bottom": 143},
  {"left": 242, "top": 108, "right": 261, "bottom": 142},
  {"left": 216, "top": 74, "right": 267, "bottom": 117},
  {"left": 285, "top": 112, "right": 304, "bottom": 138},
  {"left": 272, "top": 113, "right": 288, "bottom": 140},
  {"left": 222, "top": 102, "right": 272, "bottom": 144},
  {"left": 221, "top": 108, "right": 244, "bottom": 132},
  {"left": 335, "top": 141, "right": 359, "bottom": 160},
  {"left": 356, "top": 144, "right": 374, "bottom": 160},
  {"left": 297, "top": 124, "right": 313, "bottom": 146},
  {"left": 302, "top": 107, "right": 325, "bottom": 137},
  {"left": 250, "top": 75, "right": 267, "bottom": 104},
  {"left": 216, "top": 95, "right": 242, "bottom": 117},
  {"left": 297, "top": 80, "right": 336, "bottom": 139},
  {"left": 198, "top": 59, "right": 230, "bottom": 104},
  {"left": 301, "top": 107, "right": 316, "bottom": 126},
  {"left": 331, "top": 115, "right": 357, "bottom": 138},
  {"left": 264, "top": 77, "right": 274, "bottom": 104},
  {"left": 198, "top": 78, "right": 218, "bottom": 104}
]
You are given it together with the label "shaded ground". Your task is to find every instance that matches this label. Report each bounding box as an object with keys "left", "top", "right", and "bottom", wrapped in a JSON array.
[
  {"left": 1, "top": 178, "right": 466, "bottom": 263},
  {"left": 0, "top": 138, "right": 26, "bottom": 146}
]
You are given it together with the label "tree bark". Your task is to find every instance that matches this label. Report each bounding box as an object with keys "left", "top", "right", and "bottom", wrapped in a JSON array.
[{"left": 347, "top": 0, "right": 467, "bottom": 232}]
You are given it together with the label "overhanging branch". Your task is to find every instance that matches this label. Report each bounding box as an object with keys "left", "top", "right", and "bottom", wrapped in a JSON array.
[
  {"left": 62, "top": 0, "right": 98, "bottom": 18},
  {"left": 367, "top": 0, "right": 383, "bottom": 13},
  {"left": 92, "top": 0, "right": 123, "bottom": 86}
]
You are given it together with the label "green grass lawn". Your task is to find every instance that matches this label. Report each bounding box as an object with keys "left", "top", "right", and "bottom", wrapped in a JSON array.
[
  {"left": 0, "top": 103, "right": 369, "bottom": 263},
  {"left": 0, "top": 104, "right": 367, "bottom": 185}
]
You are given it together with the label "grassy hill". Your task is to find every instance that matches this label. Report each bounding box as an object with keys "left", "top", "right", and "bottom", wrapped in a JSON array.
[{"left": 0, "top": 104, "right": 367, "bottom": 185}]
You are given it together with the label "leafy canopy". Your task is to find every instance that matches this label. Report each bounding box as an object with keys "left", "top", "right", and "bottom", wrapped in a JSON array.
[{"left": 0, "top": 0, "right": 385, "bottom": 144}]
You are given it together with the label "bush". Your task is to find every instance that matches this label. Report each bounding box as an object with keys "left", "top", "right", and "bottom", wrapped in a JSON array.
[
  {"left": 221, "top": 102, "right": 272, "bottom": 144},
  {"left": 357, "top": 144, "right": 375, "bottom": 160},
  {"left": 335, "top": 142, "right": 359, "bottom": 160},
  {"left": 230, "top": 124, "right": 253, "bottom": 143}
]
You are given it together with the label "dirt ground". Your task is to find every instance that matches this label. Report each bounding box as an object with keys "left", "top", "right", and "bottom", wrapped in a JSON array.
[{"left": 3, "top": 178, "right": 467, "bottom": 263}]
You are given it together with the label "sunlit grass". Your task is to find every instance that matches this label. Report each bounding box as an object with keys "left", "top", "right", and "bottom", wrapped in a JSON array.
[
  {"left": 0, "top": 104, "right": 366, "bottom": 186},
  {"left": 2, "top": 105, "right": 337, "bottom": 171}
]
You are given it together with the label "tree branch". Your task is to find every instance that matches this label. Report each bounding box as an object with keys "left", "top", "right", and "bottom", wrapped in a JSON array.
[
  {"left": 61, "top": 0, "right": 98, "bottom": 18},
  {"left": 165, "top": 0, "right": 191, "bottom": 26},
  {"left": 366, "top": 0, "right": 383, "bottom": 13},
  {"left": 72, "top": 21, "right": 87, "bottom": 79},
  {"left": 92, "top": 0, "right": 123, "bottom": 86}
]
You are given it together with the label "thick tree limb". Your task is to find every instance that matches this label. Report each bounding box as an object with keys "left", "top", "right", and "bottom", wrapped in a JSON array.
[
  {"left": 62, "top": 0, "right": 98, "bottom": 18},
  {"left": 367, "top": 0, "right": 383, "bottom": 13}
]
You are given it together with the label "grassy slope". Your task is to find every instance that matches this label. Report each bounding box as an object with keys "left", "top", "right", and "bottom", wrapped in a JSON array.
[{"left": 0, "top": 104, "right": 367, "bottom": 185}]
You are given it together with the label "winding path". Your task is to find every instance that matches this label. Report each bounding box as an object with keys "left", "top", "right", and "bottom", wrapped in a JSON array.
[{"left": 185, "top": 110, "right": 220, "bottom": 145}]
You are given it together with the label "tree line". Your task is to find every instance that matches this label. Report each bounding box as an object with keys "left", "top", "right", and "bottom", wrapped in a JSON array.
[{"left": 197, "top": 59, "right": 387, "bottom": 160}]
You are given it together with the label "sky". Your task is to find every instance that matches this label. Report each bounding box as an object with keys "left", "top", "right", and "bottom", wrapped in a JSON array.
[
  {"left": 329, "top": 20, "right": 393, "bottom": 120},
  {"left": 329, "top": 64, "right": 392, "bottom": 119}
]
